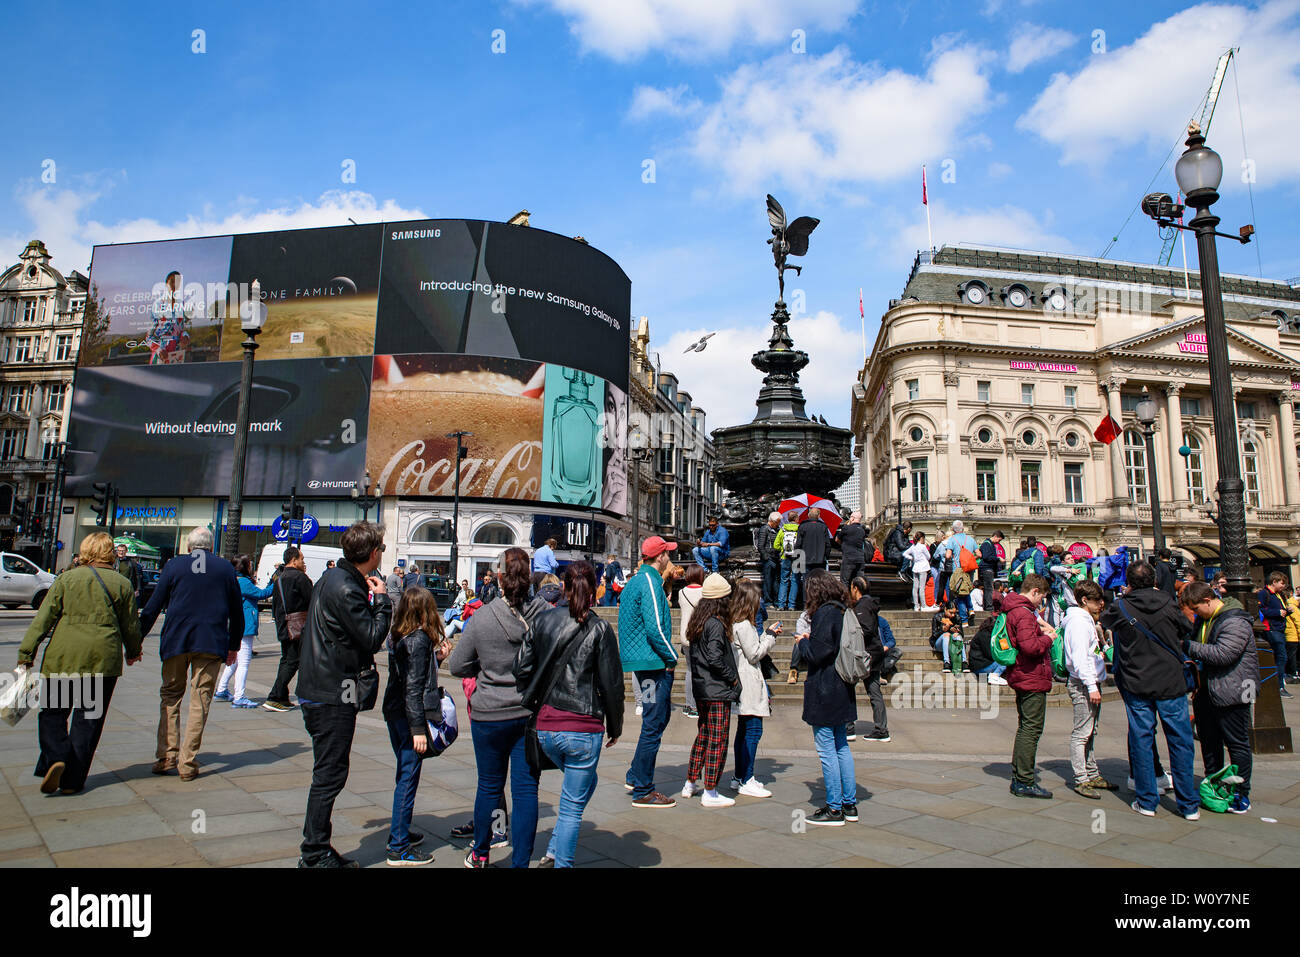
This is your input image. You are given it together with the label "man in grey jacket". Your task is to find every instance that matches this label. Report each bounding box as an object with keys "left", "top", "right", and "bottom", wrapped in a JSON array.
[
  {"left": 1180, "top": 581, "right": 1260, "bottom": 813},
  {"left": 756, "top": 512, "right": 782, "bottom": 610}
]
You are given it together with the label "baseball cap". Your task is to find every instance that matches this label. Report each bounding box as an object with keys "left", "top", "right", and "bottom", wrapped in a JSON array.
[{"left": 641, "top": 536, "right": 677, "bottom": 559}]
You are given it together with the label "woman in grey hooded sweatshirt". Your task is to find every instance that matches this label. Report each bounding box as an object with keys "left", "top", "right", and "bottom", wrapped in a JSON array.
[{"left": 447, "top": 547, "right": 540, "bottom": 867}]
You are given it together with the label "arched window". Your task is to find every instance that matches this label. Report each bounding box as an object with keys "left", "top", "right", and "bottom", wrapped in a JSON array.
[
  {"left": 1242, "top": 441, "right": 1261, "bottom": 508},
  {"left": 473, "top": 522, "right": 515, "bottom": 546},
  {"left": 1124, "top": 430, "right": 1148, "bottom": 505},
  {"left": 1182, "top": 432, "right": 1205, "bottom": 506},
  {"left": 410, "top": 520, "right": 453, "bottom": 543}
]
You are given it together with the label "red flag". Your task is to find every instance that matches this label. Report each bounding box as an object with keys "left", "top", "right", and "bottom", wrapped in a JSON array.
[
  {"left": 859, "top": 288, "right": 864, "bottom": 317},
  {"left": 922, "top": 165, "right": 928, "bottom": 206},
  {"left": 1093, "top": 414, "right": 1121, "bottom": 445}
]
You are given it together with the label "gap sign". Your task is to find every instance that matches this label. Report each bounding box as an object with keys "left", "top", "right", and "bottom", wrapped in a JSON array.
[{"left": 271, "top": 513, "right": 319, "bottom": 544}]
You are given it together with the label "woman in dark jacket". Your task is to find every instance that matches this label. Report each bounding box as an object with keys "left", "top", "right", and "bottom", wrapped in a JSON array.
[
  {"left": 681, "top": 573, "right": 740, "bottom": 808},
  {"left": 514, "top": 561, "right": 624, "bottom": 867},
  {"left": 847, "top": 577, "right": 888, "bottom": 742},
  {"left": 381, "top": 586, "right": 451, "bottom": 866},
  {"left": 793, "top": 570, "right": 857, "bottom": 826}
]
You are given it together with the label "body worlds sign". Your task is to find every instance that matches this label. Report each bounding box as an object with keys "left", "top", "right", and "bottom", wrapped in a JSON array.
[
  {"left": 1009, "top": 360, "right": 1078, "bottom": 373},
  {"left": 1178, "top": 332, "right": 1208, "bottom": 354}
]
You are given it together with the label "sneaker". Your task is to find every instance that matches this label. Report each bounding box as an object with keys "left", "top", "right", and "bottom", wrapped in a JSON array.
[
  {"left": 1073, "top": 783, "right": 1102, "bottom": 800},
  {"left": 1130, "top": 800, "right": 1156, "bottom": 817},
  {"left": 806, "top": 805, "right": 846, "bottom": 827},
  {"left": 635, "top": 704, "right": 643, "bottom": 716},
  {"left": 1280, "top": 687, "right": 1293, "bottom": 699},
  {"left": 787, "top": 669, "right": 799, "bottom": 685},
  {"left": 728, "top": 777, "right": 742, "bottom": 790},
  {"left": 449, "top": 821, "right": 474, "bottom": 840},
  {"left": 864, "top": 730, "right": 891, "bottom": 742},
  {"left": 942, "top": 667, "right": 952, "bottom": 674},
  {"left": 40, "top": 761, "right": 65, "bottom": 794},
  {"left": 631, "top": 791, "right": 676, "bottom": 809},
  {"left": 1229, "top": 794, "right": 1251, "bottom": 815},
  {"left": 386, "top": 847, "right": 434, "bottom": 866},
  {"left": 537, "top": 855, "right": 555, "bottom": 868},
  {"left": 262, "top": 700, "right": 293, "bottom": 712},
  {"left": 1183, "top": 809, "right": 1201, "bottom": 821},
  {"left": 701, "top": 791, "right": 736, "bottom": 808},
  {"left": 988, "top": 674, "right": 1008, "bottom": 686},
  {"left": 623, "top": 782, "right": 634, "bottom": 792},
  {"left": 681, "top": 780, "right": 698, "bottom": 799},
  {"left": 231, "top": 697, "right": 259, "bottom": 709},
  {"left": 845, "top": 722, "right": 857, "bottom": 741},
  {"left": 490, "top": 831, "right": 509, "bottom": 849},
  {"left": 464, "top": 851, "right": 489, "bottom": 868},
  {"left": 1087, "top": 776, "right": 1119, "bottom": 791},
  {"left": 409, "top": 830, "right": 425, "bottom": 847},
  {"left": 738, "top": 779, "right": 772, "bottom": 798},
  {"left": 213, "top": 689, "right": 232, "bottom": 702},
  {"left": 298, "top": 852, "right": 359, "bottom": 869},
  {"left": 841, "top": 802, "right": 859, "bottom": 822},
  {"left": 1009, "top": 781, "right": 1053, "bottom": 799},
  {"left": 1160, "top": 773, "right": 1174, "bottom": 794},
  {"left": 681, "top": 707, "right": 698, "bottom": 718}
]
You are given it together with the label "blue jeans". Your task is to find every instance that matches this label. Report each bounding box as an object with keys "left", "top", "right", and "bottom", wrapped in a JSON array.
[
  {"left": 812, "top": 725, "right": 857, "bottom": 810},
  {"left": 1120, "top": 689, "right": 1197, "bottom": 815},
  {"left": 933, "top": 633, "right": 949, "bottom": 665},
  {"left": 627, "top": 669, "right": 674, "bottom": 799},
  {"left": 694, "top": 546, "right": 722, "bottom": 572},
  {"left": 954, "top": 594, "right": 971, "bottom": 624},
  {"left": 974, "top": 662, "right": 1006, "bottom": 676},
  {"left": 539, "top": 730, "right": 603, "bottom": 867},
  {"left": 778, "top": 559, "right": 801, "bottom": 610},
  {"left": 385, "top": 718, "right": 423, "bottom": 852},
  {"left": 470, "top": 716, "right": 540, "bottom": 867},
  {"left": 734, "top": 714, "right": 763, "bottom": 783}
]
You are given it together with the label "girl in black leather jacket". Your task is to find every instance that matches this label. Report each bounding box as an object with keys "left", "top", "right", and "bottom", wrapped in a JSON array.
[
  {"left": 681, "top": 573, "right": 741, "bottom": 809},
  {"left": 382, "top": 586, "right": 450, "bottom": 866}
]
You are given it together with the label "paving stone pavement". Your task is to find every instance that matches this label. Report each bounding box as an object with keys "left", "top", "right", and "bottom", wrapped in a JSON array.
[{"left": 1, "top": 611, "right": 1297, "bottom": 868}]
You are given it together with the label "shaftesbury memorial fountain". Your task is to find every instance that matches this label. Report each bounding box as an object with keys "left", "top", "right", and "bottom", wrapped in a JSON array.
[{"left": 710, "top": 195, "right": 853, "bottom": 559}]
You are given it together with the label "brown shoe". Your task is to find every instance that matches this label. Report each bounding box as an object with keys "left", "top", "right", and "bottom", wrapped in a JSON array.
[
  {"left": 179, "top": 765, "right": 201, "bottom": 782},
  {"left": 40, "top": 761, "right": 66, "bottom": 794},
  {"left": 151, "top": 760, "right": 177, "bottom": 776},
  {"left": 786, "top": 669, "right": 799, "bottom": 685},
  {"left": 1073, "top": 783, "right": 1102, "bottom": 800},
  {"left": 631, "top": 790, "right": 677, "bottom": 809},
  {"left": 1087, "top": 776, "right": 1119, "bottom": 791}
]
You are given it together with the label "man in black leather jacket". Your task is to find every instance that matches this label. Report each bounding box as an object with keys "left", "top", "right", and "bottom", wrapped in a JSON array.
[{"left": 296, "top": 521, "right": 392, "bottom": 868}]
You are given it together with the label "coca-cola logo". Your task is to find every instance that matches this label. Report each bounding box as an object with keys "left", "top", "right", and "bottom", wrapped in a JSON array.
[{"left": 377, "top": 439, "right": 541, "bottom": 498}]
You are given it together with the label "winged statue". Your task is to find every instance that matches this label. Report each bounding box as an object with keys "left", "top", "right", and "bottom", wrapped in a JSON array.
[{"left": 766, "top": 194, "right": 819, "bottom": 302}]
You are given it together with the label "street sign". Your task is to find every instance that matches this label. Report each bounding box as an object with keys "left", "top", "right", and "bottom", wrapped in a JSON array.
[
  {"left": 271, "top": 513, "right": 318, "bottom": 544},
  {"left": 62, "top": 506, "right": 74, "bottom": 514}
]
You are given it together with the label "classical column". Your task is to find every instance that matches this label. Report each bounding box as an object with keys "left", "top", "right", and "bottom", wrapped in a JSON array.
[
  {"left": 1102, "top": 378, "right": 1126, "bottom": 502},
  {"left": 24, "top": 383, "right": 43, "bottom": 460},
  {"left": 1166, "top": 383, "right": 1187, "bottom": 504},
  {"left": 939, "top": 369, "right": 959, "bottom": 501},
  {"left": 1277, "top": 391, "right": 1300, "bottom": 507}
]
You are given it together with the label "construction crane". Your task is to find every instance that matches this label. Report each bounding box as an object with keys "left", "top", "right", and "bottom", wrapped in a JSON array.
[{"left": 1157, "top": 48, "right": 1235, "bottom": 266}]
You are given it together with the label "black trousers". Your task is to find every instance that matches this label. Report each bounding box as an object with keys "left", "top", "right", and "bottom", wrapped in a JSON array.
[
  {"left": 301, "top": 702, "right": 358, "bottom": 863},
  {"left": 268, "top": 638, "right": 301, "bottom": 704},
  {"left": 840, "top": 560, "right": 866, "bottom": 586},
  {"left": 36, "top": 675, "right": 118, "bottom": 792},
  {"left": 979, "top": 566, "right": 994, "bottom": 601},
  {"left": 1194, "top": 691, "right": 1252, "bottom": 797},
  {"left": 1287, "top": 642, "right": 1298, "bottom": 678},
  {"left": 760, "top": 559, "right": 780, "bottom": 607}
]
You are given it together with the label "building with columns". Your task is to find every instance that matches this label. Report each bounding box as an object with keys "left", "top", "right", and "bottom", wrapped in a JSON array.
[
  {"left": 851, "top": 244, "right": 1300, "bottom": 576},
  {"left": 0, "top": 241, "right": 85, "bottom": 563}
]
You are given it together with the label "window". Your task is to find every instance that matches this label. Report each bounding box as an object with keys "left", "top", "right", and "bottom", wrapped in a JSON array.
[
  {"left": 53, "top": 334, "right": 72, "bottom": 361},
  {"left": 1064, "top": 386, "right": 1077, "bottom": 408},
  {"left": 1121, "top": 393, "right": 1143, "bottom": 413},
  {"left": 6, "top": 384, "right": 30, "bottom": 413},
  {"left": 977, "top": 380, "right": 991, "bottom": 403},
  {"left": 411, "top": 520, "right": 453, "bottom": 543},
  {"left": 1065, "top": 431, "right": 1079, "bottom": 447},
  {"left": 11, "top": 338, "right": 32, "bottom": 363},
  {"left": 1242, "top": 441, "right": 1261, "bottom": 508},
  {"left": 45, "top": 382, "right": 66, "bottom": 413},
  {"left": 976, "top": 460, "right": 997, "bottom": 501},
  {"left": 33, "top": 482, "right": 50, "bottom": 521},
  {"left": 909, "top": 426, "right": 924, "bottom": 442},
  {"left": 1183, "top": 431, "right": 1205, "bottom": 506},
  {"left": 906, "top": 379, "right": 919, "bottom": 401},
  {"left": 1021, "top": 461, "right": 1041, "bottom": 502},
  {"left": 1180, "top": 396, "right": 1202, "bottom": 417},
  {"left": 658, "top": 447, "right": 674, "bottom": 475},
  {"left": 1021, "top": 429, "right": 1037, "bottom": 446},
  {"left": 0, "top": 430, "right": 24, "bottom": 460},
  {"left": 22, "top": 300, "right": 37, "bottom": 323},
  {"left": 40, "top": 429, "right": 58, "bottom": 461},
  {"left": 1236, "top": 400, "right": 1258, "bottom": 421},
  {"left": 1124, "top": 430, "right": 1148, "bottom": 505},
  {"left": 977, "top": 427, "right": 993, "bottom": 443},
  {"left": 1064, "top": 463, "right": 1085, "bottom": 504},
  {"left": 1022, "top": 383, "right": 1034, "bottom": 405},
  {"left": 2, "top": 555, "right": 36, "bottom": 575},
  {"left": 909, "top": 457, "right": 929, "bottom": 502},
  {"left": 472, "top": 522, "right": 515, "bottom": 545}
]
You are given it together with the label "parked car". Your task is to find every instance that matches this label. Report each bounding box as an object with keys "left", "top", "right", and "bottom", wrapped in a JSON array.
[{"left": 0, "top": 552, "right": 56, "bottom": 609}]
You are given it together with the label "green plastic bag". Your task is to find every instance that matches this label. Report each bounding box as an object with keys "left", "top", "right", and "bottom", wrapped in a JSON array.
[
  {"left": 990, "top": 613, "right": 1016, "bottom": 667},
  {"left": 1199, "top": 764, "right": 1241, "bottom": 813},
  {"left": 1050, "top": 626, "right": 1068, "bottom": 681},
  {"left": 950, "top": 635, "right": 965, "bottom": 674}
]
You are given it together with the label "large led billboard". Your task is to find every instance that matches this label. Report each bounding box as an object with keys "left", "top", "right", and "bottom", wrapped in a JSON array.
[{"left": 67, "top": 219, "right": 631, "bottom": 510}]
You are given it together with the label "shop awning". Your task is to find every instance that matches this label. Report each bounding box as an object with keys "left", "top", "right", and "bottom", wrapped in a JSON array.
[{"left": 1172, "top": 540, "right": 1296, "bottom": 565}]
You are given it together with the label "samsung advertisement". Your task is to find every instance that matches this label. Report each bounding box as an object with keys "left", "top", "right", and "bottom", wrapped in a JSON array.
[{"left": 67, "top": 219, "right": 631, "bottom": 510}]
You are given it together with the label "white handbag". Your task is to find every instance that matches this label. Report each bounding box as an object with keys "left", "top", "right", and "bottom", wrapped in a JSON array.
[{"left": 0, "top": 665, "right": 40, "bottom": 727}]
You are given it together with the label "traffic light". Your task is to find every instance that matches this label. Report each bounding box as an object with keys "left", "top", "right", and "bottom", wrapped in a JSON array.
[
  {"left": 90, "top": 482, "right": 112, "bottom": 527},
  {"left": 458, "top": 445, "right": 468, "bottom": 460}
]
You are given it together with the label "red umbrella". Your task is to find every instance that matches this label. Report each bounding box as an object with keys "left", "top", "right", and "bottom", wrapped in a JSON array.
[{"left": 777, "top": 493, "right": 841, "bottom": 535}]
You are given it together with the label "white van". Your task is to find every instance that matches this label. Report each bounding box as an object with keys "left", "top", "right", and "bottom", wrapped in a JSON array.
[
  {"left": 0, "top": 552, "right": 56, "bottom": 609},
  {"left": 255, "top": 542, "right": 343, "bottom": 595}
]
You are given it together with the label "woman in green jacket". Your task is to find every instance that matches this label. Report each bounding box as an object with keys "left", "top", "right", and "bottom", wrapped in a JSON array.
[{"left": 17, "top": 532, "right": 144, "bottom": 794}]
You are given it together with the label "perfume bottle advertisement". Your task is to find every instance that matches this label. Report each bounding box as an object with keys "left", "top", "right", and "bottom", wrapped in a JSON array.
[
  {"left": 541, "top": 364, "right": 602, "bottom": 507},
  {"left": 367, "top": 353, "right": 543, "bottom": 499}
]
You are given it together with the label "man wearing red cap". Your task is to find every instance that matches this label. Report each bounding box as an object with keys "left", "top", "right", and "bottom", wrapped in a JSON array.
[{"left": 619, "top": 536, "right": 680, "bottom": 808}]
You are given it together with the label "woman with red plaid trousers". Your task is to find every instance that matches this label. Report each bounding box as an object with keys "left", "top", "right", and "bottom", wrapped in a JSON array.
[{"left": 681, "top": 574, "right": 741, "bottom": 808}]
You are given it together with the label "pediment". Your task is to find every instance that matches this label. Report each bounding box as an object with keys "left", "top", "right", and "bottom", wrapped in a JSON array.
[{"left": 1104, "top": 315, "right": 1299, "bottom": 370}]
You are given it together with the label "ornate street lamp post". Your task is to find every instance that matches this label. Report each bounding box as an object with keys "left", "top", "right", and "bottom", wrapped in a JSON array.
[
  {"left": 1134, "top": 388, "right": 1165, "bottom": 553},
  {"left": 223, "top": 281, "right": 266, "bottom": 560}
]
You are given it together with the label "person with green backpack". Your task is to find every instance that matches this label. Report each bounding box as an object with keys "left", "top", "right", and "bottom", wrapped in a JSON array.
[
  {"left": 1063, "top": 580, "right": 1116, "bottom": 800},
  {"left": 775, "top": 517, "right": 803, "bottom": 611},
  {"left": 1001, "top": 573, "right": 1057, "bottom": 799}
]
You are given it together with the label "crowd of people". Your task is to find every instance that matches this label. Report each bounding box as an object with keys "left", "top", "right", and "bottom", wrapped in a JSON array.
[{"left": 11, "top": 511, "right": 1296, "bottom": 867}]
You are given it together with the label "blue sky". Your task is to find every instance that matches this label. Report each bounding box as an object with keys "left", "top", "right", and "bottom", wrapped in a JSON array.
[{"left": 4, "top": 0, "right": 1298, "bottom": 429}]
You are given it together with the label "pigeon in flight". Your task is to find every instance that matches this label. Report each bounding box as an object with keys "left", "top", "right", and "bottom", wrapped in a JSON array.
[{"left": 683, "top": 333, "right": 716, "bottom": 354}]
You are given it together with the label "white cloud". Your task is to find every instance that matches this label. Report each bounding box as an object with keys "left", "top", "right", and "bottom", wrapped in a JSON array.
[
  {"left": 512, "top": 0, "right": 860, "bottom": 60},
  {"left": 876, "top": 199, "right": 1076, "bottom": 269},
  {"left": 988, "top": 161, "right": 1014, "bottom": 178},
  {"left": 1017, "top": 1, "right": 1300, "bottom": 186},
  {"left": 663, "top": 309, "right": 864, "bottom": 430},
  {"left": 689, "top": 45, "right": 994, "bottom": 194},
  {"left": 627, "top": 84, "right": 701, "bottom": 121},
  {"left": 1006, "top": 22, "right": 1076, "bottom": 73},
  {"left": 1, "top": 184, "right": 426, "bottom": 277}
]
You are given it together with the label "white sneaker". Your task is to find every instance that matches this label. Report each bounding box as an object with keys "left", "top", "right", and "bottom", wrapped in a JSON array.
[
  {"left": 1183, "top": 810, "right": 1200, "bottom": 821},
  {"left": 738, "top": 779, "right": 772, "bottom": 798},
  {"left": 1130, "top": 800, "right": 1156, "bottom": 817},
  {"left": 988, "top": 674, "right": 1008, "bottom": 686},
  {"left": 728, "top": 777, "right": 742, "bottom": 790},
  {"left": 1160, "top": 773, "right": 1174, "bottom": 794},
  {"left": 701, "top": 791, "right": 736, "bottom": 808},
  {"left": 635, "top": 704, "right": 643, "bottom": 717},
  {"left": 681, "top": 780, "right": 697, "bottom": 799}
]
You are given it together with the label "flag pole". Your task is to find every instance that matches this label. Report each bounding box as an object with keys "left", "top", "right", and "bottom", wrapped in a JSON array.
[
  {"left": 923, "top": 164, "right": 934, "bottom": 254},
  {"left": 859, "top": 287, "right": 866, "bottom": 364}
]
